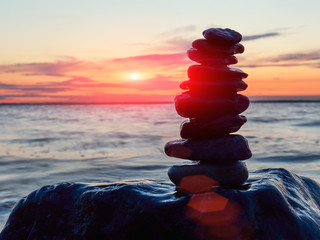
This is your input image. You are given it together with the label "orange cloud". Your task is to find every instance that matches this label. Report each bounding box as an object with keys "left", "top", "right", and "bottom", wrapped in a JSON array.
[
  {"left": 0, "top": 57, "right": 101, "bottom": 77},
  {"left": 0, "top": 49, "right": 319, "bottom": 103},
  {"left": 0, "top": 53, "right": 189, "bottom": 103}
]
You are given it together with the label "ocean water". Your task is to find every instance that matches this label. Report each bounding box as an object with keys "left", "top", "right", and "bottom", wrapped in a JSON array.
[{"left": 0, "top": 102, "right": 320, "bottom": 228}]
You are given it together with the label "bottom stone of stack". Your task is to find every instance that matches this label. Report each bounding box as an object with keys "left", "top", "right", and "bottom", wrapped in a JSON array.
[
  {"left": 168, "top": 160, "right": 248, "bottom": 191},
  {"left": 165, "top": 135, "right": 252, "bottom": 163}
]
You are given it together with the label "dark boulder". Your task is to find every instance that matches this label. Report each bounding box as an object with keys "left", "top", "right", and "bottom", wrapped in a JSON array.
[{"left": 1, "top": 168, "right": 320, "bottom": 240}]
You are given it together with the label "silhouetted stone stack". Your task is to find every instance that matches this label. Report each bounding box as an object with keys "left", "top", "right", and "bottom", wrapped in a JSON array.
[{"left": 165, "top": 28, "right": 252, "bottom": 192}]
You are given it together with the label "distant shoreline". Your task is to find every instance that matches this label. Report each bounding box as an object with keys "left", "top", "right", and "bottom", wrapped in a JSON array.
[{"left": 0, "top": 100, "right": 320, "bottom": 105}]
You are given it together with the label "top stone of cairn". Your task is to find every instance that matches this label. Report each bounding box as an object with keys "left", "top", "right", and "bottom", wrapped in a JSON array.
[{"left": 202, "top": 28, "right": 242, "bottom": 47}]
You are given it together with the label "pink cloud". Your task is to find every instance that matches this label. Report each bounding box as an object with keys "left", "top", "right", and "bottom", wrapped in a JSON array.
[
  {"left": 111, "top": 52, "right": 188, "bottom": 67},
  {"left": 0, "top": 92, "right": 174, "bottom": 103},
  {"left": 0, "top": 53, "right": 188, "bottom": 78},
  {"left": 0, "top": 58, "right": 102, "bottom": 77},
  {"left": 0, "top": 52, "right": 188, "bottom": 103},
  {"left": 0, "top": 74, "right": 179, "bottom": 93},
  {"left": 2, "top": 47, "right": 318, "bottom": 103},
  {"left": 239, "top": 50, "right": 320, "bottom": 68},
  {"left": 65, "top": 93, "right": 174, "bottom": 103}
]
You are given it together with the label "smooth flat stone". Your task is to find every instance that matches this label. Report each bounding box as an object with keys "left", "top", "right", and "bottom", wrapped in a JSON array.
[
  {"left": 180, "top": 79, "right": 247, "bottom": 92},
  {"left": 168, "top": 161, "right": 248, "bottom": 188},
  {"left": 174, "top": 92, "right": 250, "bottom": 119},
  {"left": 165, "top": 135, "right": 252, "bottom": 162},
  {"left": 180, "top": 115, "right": 247, "bottom": 139},
  {"left": 187, "top": 48, "right": 238, "bottom": 65},
  {"left": 179, "top": 80, "right": 248, "bottom": 98},
  {"left": 192, "top": 39, "right": 244, "bottom": 54},
  {"left": 188, "top": 65, "right": 248, "bottom": 81},
  {"left": 202, "top": 28, "right": 242, "bottom": 47}
]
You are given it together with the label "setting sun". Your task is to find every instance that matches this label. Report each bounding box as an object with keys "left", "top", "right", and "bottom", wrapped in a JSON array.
[{"left": 129, "top": 73, "right": 140, "bottom": 81}]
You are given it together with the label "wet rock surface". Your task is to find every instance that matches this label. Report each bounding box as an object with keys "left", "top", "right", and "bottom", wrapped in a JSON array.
[
  {"left": 1, "top": 169, "right": 320, "bottom": 240},
  {"left": 187, "top": 65, "right": 248, "bottom": 81}
]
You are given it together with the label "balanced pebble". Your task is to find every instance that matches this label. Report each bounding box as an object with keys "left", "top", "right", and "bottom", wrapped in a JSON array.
[
  {"left": 165, "top": 134, "right": 252, "bottom": 162},
  {"left": 165, "top": 28, "right": 251, "bottom": 189},
  {"left": 187, "top": 48, "right": 238, "bottom": 65},
  {"left": 180, "top": 115, "right": 247, "bottom": 139},
  {"left": 188, "top": 65, "right": 248, "bottom": 81},
  {"left": 179, "top": 79, "right": 248, "bottom": 97},
  {"left": 174, "top": 92, "right": 250, "bottom": 119},
  {"left": 192, "top": 39, "right": 245, "bottom": 55},
  {"left": 168, "top": 161, "right": 249, "bottom": 188},
  {"left": 202, "top": 28, "right": 242, "bottom": 47}
]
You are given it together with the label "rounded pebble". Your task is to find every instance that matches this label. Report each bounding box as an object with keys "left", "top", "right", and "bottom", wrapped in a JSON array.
[
  {"left": 168, "top": 161, "right": 249, "bottom": 188},
  {"left": 180, "top": 115, "right": 247, "bottom": 139},
  {"left": 202, "top": 28, "right": 242, "bottom": 47},
  {"left": 174, "top": 92, "right": 250, "bottom": 119},
  {"left": 165, "top": 134, "right": 252, "bottom": 162},
  {"left": 187, "top": 48, "right": 238, "bottom": 65},
  {"left": 179, "top": 80, "right": 248, "bottom": 97},
  {"left": 188, "top": 65, "right": 248, "bottom": 81},
  {"left": 192, "top": 39, "right": 245, "bottom": 54}
]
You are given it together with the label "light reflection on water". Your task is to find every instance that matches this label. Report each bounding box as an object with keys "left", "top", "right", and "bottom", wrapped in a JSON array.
[{"left": 0, "top": 102, "right": 319, "bottom": 227}]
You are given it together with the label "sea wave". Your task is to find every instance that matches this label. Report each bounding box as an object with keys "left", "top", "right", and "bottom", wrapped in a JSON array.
[
  {"left": 253, "top": 154, "right": 320, "bottom": 163},
  {"left": 294, "top": 120, "right": 320, "bottom": 127},
  {"left": 0, "top": 102, "right": 320, "bottom": 229}
]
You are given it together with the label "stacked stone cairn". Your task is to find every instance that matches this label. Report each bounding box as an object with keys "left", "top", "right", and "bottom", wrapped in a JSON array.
[{"left": 165, "top": 28, "right": 252, "bottom": 192}]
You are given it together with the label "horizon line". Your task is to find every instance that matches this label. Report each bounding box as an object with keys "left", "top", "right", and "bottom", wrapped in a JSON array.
[
  {"left": 1, "top": 100, "right": 320, "bottom": 105},
  {"left": 1, "top": 95, "right": 320, "bottom": 105}
]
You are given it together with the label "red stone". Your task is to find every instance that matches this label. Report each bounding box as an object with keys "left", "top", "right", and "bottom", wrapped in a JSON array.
[
  {"left": 178, "top": 175, "right": 218, "bottom": 193},
  {"left": 174, "top": 92, "right": 250, "bottom": 119},
  {"left": 188, "top": 65, "right": 248, "bottom": 81},
  {"left": 187, "top": 48, "right": 238, "bottom": 65},
  {"left": 168, "top": 161, "right": 249, "bottom": 186},
  {"left": 179, "top": 80, "right": 247, "bottom": 98}
]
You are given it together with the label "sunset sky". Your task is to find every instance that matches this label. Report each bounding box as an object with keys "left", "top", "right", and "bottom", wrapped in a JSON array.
[{"left": 0, "top": 0, "right": 320, "bottom": 103}]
